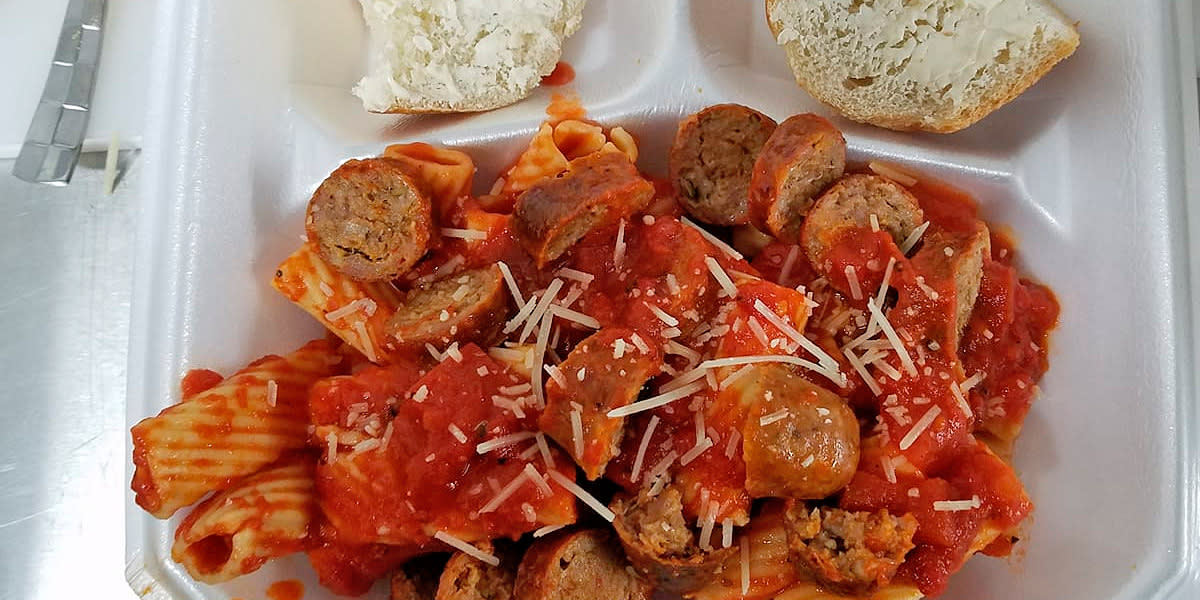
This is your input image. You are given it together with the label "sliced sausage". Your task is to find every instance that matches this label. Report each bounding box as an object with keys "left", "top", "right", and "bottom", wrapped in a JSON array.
[
  {"left": 738, "top": 364, "right": 859, "bottom": 499},
  {"left": 386, "top": 264, "right": 511, "bottom": 349},
  {"left": 801, "top": 174, "right": 924, "bottom": 272},
  {"left": 539, "top": 328, "right": 663, "bottom": 480},
  {"left": 513, "top": 152, "right": 655, "bottom": 268},
  {"left": 909, "top": 222, "right": 991, "bottom": 345},
  {"left": 514, "top": 529, "right": 651, "bottom": 600},
  {"left": 670, "top": 104, "right": 778, "bottom": 226},
  {"left": 434, "top": 543, "right": 518, "bottom": 600},
  {"left": 783, "top": 502, "right": 918, "bottom": 596},
  {"left": 610, "top": 486, "right": 738, "bottom": 594},
  {"left": 391, "top": 554, "right": 448, "bottom": 600},
  {"left": 307, "top": 157, "right": 433, "bottom": 282},
  {"left": 748, "top": 114, "right": 846, "bottom": 243}
]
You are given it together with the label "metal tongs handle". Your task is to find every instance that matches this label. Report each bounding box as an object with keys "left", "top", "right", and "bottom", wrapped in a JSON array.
[{"left": 12, "top": 0, "right": 106, "bottom": 185}]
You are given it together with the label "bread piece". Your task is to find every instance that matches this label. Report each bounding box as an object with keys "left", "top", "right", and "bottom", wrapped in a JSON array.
[
  {"left": 354, "top": 0, "right": 587, "bottom": 113},
  {"left": 514, "top": 529, "right": 651, "bottom": 600},
  {"left": 670, "top": 104, "right": 778, "bottom": 226},
  {"left": 748, "top": 113, "right": 846, "bottom": 243},
  {"left": 307, "top": 158, "right": 433, "bottom": 282},
  {"left": 765, "top": 0, "right": 1080, "bottom": 133}
]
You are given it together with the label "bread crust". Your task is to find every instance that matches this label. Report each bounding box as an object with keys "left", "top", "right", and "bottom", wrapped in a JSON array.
[{"left": 764, "top": 0, "right": 1080, "bottom": 133}]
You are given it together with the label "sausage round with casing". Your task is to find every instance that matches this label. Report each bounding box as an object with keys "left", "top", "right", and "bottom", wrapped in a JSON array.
[
  {"left": 737, "top": 364, "right": 860, "bottom": 499},
  {"left": 514, "top": 529, "right": 651, "bottom": 600},
  {"left": 669, "top": 104, "right": 778, "bottom": 226},
  {"left": 307, "top": 157, "right": 433, "bottom": 282},
  {"left": 801, "top": 173, "right": 925, "bottom": 273},
  {"left": 748, "top": 113, "right": 846, "bottom": 243},
  {"left": 610, "top": 485, "right": 738, "bottom": 594},
  {"left": 386, "top": 264, "right": 510, "bottom": 349}
]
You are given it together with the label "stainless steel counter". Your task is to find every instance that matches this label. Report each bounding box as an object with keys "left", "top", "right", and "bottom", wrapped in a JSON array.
[{"left": 0, "top": 154, "right": 138, "bottom": 600}]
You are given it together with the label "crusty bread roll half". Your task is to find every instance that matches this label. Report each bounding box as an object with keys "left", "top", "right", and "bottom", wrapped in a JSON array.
[
  {"left": 354, "top": 0, "right": 587, "bottom": 114},
  {"left": 765, "top": 0, "right": 1080, "bottom": 133}
]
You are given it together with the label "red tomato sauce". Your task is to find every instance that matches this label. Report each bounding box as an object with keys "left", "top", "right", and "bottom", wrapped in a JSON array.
[
  {"left": 540, "top": 61, "right": 575, "bottom": 86},
  {"left": 265, "top": 580, "right": 305, "bottom": 600}
]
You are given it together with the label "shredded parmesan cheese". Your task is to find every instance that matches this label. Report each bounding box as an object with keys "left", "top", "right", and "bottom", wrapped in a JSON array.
[
  {"left": 881, "top": 455, "right": 897, "bottom": 483},
  {"left": 497, "top": 261, "right": 525, "bottom": 306},
  {"left": 441, "top": 227, "right": 488, "bottom": 240},
  {"left": 899, "top": 221, "right": 931, "bottom": 254},
  {"left": 265, "top": 380, "right": 278, "bottom": 407},
  {"left": 476, "top": 431, "right": 536, "bottom": 454},
  {"left": 557, "top": 267, "right": 595, "bottom": 284},
  {"left": 448, "top": 424, "right": 468, "bottom": 444},
  {"left": 868, "top": 161, "right": 919, "bottom": 187},
  {"left": 631, "top": 415, "right": 661, "bottom": 483},
  {"left": 434, "top": 531, "right": 500, "bottom": 566},
  {"left": 533, "top": 524, "right": 565, "bottom": 538},
  {"left": 845, "top": 265, "right": 863, "bottom": 300},
  {"left": 705, "top": 256, "right": 739, "bottom": 298},
  {"left": 645, "top": 302, "right": 680, "bottom": 327},
  {"left": 614, "top": 219, "right": 628, "bottom": 267},
  {"left": 899, "top": 405, "right": 942, "bottom": 451},
  {"left": 479, "top": 472, "right": 528, "bottom": 514},
  {"left": 681, "top": 217, "right": 743, "bottom": 259},
  {"left": 534, "top": 432, "right": 556, "bottom": 469},
  {"left": 777, "top": 245, "right": 800, "bottom": 285},
  {"left": 608, "top": 381, "right": 705, "bottom": 418},
  {"left": 865, "top": 298, "right": 917, "bottom": 376},
  {"left": 933, "top": 495, "right": 982, "bottom": 512},
  {"left": 547, "top": 469, "right": 615, "bottom": 521},
  {"left": 759, "top": 408, "right": 789, "bottom": 427},
  {"left": 725, "top": 430, "right": 741, "bottom": 458},
  {"left": 740, "top": 538, "right": 750, "bottom": 595},
  {"left": 504, "top": 295, "right": 540, "bottom": 334},
  {"left": 680, "top": 437, "right": 714, "bottom": 466},
  {"left": 570, "top": 408, "right": 585, "bottom": 457}
]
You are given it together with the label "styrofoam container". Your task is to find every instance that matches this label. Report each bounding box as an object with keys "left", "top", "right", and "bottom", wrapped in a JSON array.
[{"left": 125, "top": 1, "right": 1200, "bottom": 598}]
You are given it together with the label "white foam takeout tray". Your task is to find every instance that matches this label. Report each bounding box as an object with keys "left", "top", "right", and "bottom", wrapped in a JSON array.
[{"left": 125, "top": 1, "right": 1200, "bottom": 599}]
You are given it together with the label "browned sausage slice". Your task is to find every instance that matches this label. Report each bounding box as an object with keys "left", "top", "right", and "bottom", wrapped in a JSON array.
[
  {"left": 514, "top": 529, "right": 651, "bottom": 600},
  {"left": 610, "top": 486, "right": 738, "bottom": 594},
  {"left": 748, "top": 114, "right": 847, "bottom": 243},
  {"left": 801, "top": 173, "right": 924, "bottom": 273},
  {"left": 513, "top": 152, "right": 655, "bottom": 268},
  {"left": 539, "top": 328, "right": 663, "bottom": 480},
  {"left": 307, "top": 157, "right": 433, "bottom": 282},
  {"left": 386, "top": 264, "right": 510, "bottom": 349},
  {"left": 390, "top": 554, "right": 448, "bottom": 600},
  {"left": 783, "top": 502, "right": 918, "bottom": 596},
  {"left": 908, "top": 221, "right": 991, "bottom": 349},
  {"left": 737, "top": 364, "right": 859, "bottom": 499},
  {"left": 670, "top": 104, "right": 778, "bottom": 226},
  {"left": 434, "top": 543, "right": 519, "bottom": 600}
]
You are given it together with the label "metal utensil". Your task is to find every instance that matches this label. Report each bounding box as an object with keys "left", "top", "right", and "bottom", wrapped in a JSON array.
[{"left": 12, "top": 0, "right": 106, "bottom": 185}]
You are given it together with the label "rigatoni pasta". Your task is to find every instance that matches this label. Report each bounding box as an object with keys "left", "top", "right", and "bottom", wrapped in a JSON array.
[
  {"left": 131, "top": 339, "right": 340, "bottom": 518},
  {"left": 272, "top": 243, "right": 403, "bottom": 365},
  {"left": 171, "top": 458, "right": 317, "bottom": 583}
]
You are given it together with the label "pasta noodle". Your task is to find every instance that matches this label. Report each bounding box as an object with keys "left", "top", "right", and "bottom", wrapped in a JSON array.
[
  {"left": 171, "top": 458, "right": 316, "bottom": 583},
  {"left": 130, "top": 339, "right": 341, "bottom": 518},
  {"left": 272, "top": 243, "right": 403, "bottom": 364},
  {"left": 382, "top": 142, "right": 475, "bottom": 219}
]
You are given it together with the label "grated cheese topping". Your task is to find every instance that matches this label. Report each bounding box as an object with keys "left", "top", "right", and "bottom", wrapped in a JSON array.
[{"left": 434, "top": 531, "right": 500, "bottom": 566}]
